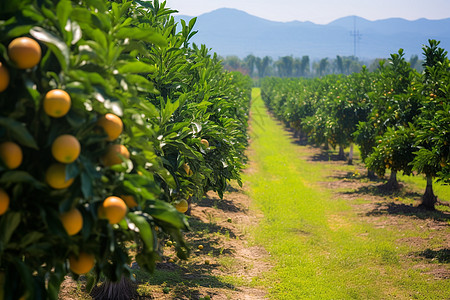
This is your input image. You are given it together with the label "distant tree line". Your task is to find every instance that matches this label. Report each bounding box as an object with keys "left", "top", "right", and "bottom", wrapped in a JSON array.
[{"left": 221, "top": 54, "right": 424, "bottom": 78}]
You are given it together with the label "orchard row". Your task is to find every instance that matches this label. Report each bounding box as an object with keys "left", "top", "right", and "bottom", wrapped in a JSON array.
[
  {"left": 0, "top": 0, "right": 251, "bottom": 298},
  {"left": 261, "top": 41, "right": 449, "bottom": 210}
]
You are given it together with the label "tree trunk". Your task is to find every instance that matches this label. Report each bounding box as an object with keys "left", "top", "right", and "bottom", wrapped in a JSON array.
[
  {"left": 338, "top": 145, "right": 345, "bottom": 160},
  {"left": 367, "top": 169, "right": 377, "bottom": 180},
  {"left": 385, "top": 170, "right": 400, "bottom": 190},
  {"left": 90, "top": 277, "right": 138, "bottom": 300},
  {"left": 420, "top": 175, "right": 436, "bottom": 210},
  {"left": 348, "top": 143, "right": 354, "bottom": 165}
]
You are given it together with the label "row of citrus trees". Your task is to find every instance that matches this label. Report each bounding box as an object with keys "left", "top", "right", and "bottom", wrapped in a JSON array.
[
  {"left": 0, "top": 0, "right": 251, "bottom": 298},
  {"left": 261, "top": 41, "right": 449, "bottom": 210}
]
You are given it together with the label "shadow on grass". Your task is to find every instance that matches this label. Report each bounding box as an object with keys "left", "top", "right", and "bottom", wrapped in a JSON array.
[
  {"left": 416, "top": 248, "right": 450, "bottom": 263},
  {"left": 186, "top": 217, "right": 237, "bottom": 253},
  {"left": 311, "top": 150, "right": 347, "bottom": 162},
  {"left": 135, "top": 260, "right": 235, "bottom": 299},
  {"left": 366, "top": 202, "right": 450, "bottom": 222},
  {"left": 196, "top": 195, "right": 244, "bottom": 213},
  {"left": 331, "top": 171, "right": 384, "bottom": 182},
  {"left": 225, "top": 184, "right": 241, "bottom": 193},
  {"left": 341, "top": 183, "right": 422, "bottom": 198}
]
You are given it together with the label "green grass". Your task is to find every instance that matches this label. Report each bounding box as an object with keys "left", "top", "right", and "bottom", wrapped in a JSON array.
[{"left": 244, "top": 88, "right": 450, "bottom": 300}]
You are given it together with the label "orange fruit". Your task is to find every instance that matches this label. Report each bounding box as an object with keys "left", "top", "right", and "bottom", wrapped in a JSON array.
[
  {"left": 0, "top": 62, "right": 10, "bottom": 92},
  {"left": 200, "top": 139, "right": 209, "bottom": 148},
  {"left": 60, "top": 208, "right": 83, "bottom": 236},
  {"left": 175, "top": 199, "right": 188, "bottom": 213},
  {"left": 69, "top": 252, "right": 95, "bottom": 275},
  {"left": 182, "top": 163, "right": 193, "bottom": 176},
  {"left": 98, "top": 196, "right": 127, "bottom": 224},
  {"left": 121, "top": 195, "right": 138, "bottom": 208},
  {"left": 101, "top": 144, "right": 130, "bottom": 167},
  {"left": 0, "top": 141, "right": 23, "bottom": 169},
  {"left": 0, "top": 188, "right": 10, "bottom": 215},
  {"left": 8, "top": 37, "right": 41, "bottom": 69},
  {"left": 51, "top": 134, "right": 80, "bottom": 163},
  {"left": 45, "top": 163, "right": 74, "bottom": 189},
  {"left": 97, "top": 113, "right": 123, "bottom": 141},
  {"left": 43, "top": 89, "right": 71, "bottom": 118}
]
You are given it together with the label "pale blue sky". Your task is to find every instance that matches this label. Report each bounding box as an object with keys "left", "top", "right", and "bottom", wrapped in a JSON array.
[{"left": 164, "top": 0, "right": 450, "bottom": 24}]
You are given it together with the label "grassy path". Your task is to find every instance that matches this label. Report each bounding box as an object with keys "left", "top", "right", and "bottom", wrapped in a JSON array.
[{"left": 243, "top": 88, "right": 449, "bottom": 299}]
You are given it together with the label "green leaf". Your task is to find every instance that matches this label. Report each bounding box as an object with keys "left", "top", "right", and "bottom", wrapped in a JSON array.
[
  {"left": 6, "top": 25, "right": 34, "bottom": 39},
  {"left": 117, "top": 61, "right": 156, "bottom": 74},
  {"left": 0, "top": 117, "right": 38, "bottom": 149},
  {"left": 56, "top": 0, "right": 73, "bottom": 33},
  {"left": 0, "top": 211, "right": 21, "bottom": 248},
  {"left": 160, "top": 98, "right": 179, "bottom": 125},
  {"left": 127, "top": 213, "right": 154, "bottom": 252},
  {"left": 145, "top": 199, "right": 189, "bottom": 230},
  {"left": 19, "top": 231, "right": 44, "bottom": 248},
  {"left": 81, "top": 171, "right": 93, "bottom": 198},
  {"left": 115, "top": 27, "right": 167, "bottom": 47},
  {"left": 30, "top": 26, "right": 70, "bottom": 71},
  {"left": 85, "top": 272, "right": 98, "bottom": 293},
  {"left": 0, "top": 171, "right": 46, "bottom": 189}
]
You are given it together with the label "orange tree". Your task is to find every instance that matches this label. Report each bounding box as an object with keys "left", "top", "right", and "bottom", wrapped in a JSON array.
[
  {"left": 359, "top": 50, "right": 420, "bottom": 188},
  {"left": 138, "top": 1, "right": 251, "bottom": 203},
  {"left": 0, "top": 0, "right": 250, "bottom": 298},
  {"left": 411, "top": 40, "right": 450, "bottom": 209}
]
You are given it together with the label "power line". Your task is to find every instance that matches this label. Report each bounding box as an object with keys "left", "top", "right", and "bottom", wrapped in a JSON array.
[{"left": 350, "top": 16, "right": 362, "bottom": 57}]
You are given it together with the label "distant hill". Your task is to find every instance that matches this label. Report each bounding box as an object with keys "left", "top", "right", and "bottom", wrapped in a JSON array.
[{"left": 174, "top": 8, "right": 450, "bottom": 59}]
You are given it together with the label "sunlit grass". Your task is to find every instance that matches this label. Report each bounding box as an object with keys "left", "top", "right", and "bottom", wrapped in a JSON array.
[{"left": 244, "top": 88, "right": 449, "bottom": 300}]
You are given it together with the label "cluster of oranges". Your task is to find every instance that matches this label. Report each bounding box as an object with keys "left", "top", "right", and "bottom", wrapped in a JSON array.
[
  {"left": 0, "top": 37, "right": 42, "bottom": 218},
  {"left": 0, "top": 37, "right": 136, "bottom": 275}
]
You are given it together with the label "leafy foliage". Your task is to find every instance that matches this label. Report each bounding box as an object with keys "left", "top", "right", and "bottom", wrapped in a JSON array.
[{"left": 0, "top": 0, "right": 251, "bottom": 298}]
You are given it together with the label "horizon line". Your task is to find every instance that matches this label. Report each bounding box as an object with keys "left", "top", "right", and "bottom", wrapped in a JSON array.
[{"left": 173, "top": 7, "right": 450, "bottom": 25}]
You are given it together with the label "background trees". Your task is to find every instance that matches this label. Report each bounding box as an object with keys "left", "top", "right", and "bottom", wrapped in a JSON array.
[
  {"left": 261, "top": 40, "right": 449, "bottom": 210},
  {"left": 221, "top": 54, "right": 423, "bottom": 78}
]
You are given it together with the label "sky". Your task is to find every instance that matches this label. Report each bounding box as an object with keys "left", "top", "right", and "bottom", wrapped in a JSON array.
[{"left": 164, "top": 0, "right": 450, "bottom": 24}]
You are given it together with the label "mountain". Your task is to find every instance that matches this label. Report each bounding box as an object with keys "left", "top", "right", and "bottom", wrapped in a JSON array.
[{"left": 173, "top": 8, "right": 450, "bottom": 59}]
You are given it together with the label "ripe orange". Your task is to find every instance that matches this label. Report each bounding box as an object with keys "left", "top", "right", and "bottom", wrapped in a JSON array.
[
  {"left": 121, "top": 195, "right": 138, "bottom": 208},
  {"left": 101, "top": 144, "right": 130, "bottom": 167},
  {"left": 45, "top": 163, "right": 74, "bottom": 189},
  {"left": 69, "top": 252, "right": 95, "bottom": 275},
  {"left": 0, "top": 188, "right": 10, "bottom": 215},
  {"left": 0, "top": 62, "right": 10, "bottom": 92},
  {"left": 0, "top": 141, "right": 23, "bottom": 169},
  {"left": 200, "top": 139, "right": 209, "bottom": 148},
  {"left": 175, "top": 199, "right": 188, "bottom": 213},
  {"left": 60, "top": 208, "right": 83, "bottom": 236},
  {"left": 51, "top": 134, "right": 80, "bottom": 163},
  {"left": 182, "top": 163, "right": 193, "bottom": 176},
  {"left": 43, "top": 89, "right": 71, "bottom": 118},
  {"left": 97, "top": 113, "right": 123, "bottom": 141},
  {"left": 98, "top": 196, "right": 127, "bottom": 224},
  {"left": 8, "top": 37, "right": 41, "bottom": 69}
]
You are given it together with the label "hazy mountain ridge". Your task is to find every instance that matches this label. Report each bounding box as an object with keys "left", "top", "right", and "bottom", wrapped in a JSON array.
[{"left": 174, "top": 8, "right": 450, "bottom": 59}]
